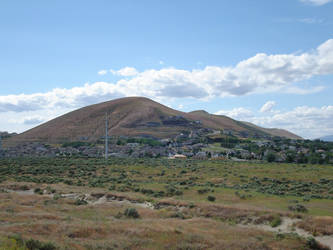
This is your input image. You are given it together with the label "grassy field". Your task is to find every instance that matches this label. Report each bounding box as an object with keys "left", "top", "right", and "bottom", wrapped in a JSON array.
[{"left": 0, "top": 157, "right": 332, "bottom": 249}]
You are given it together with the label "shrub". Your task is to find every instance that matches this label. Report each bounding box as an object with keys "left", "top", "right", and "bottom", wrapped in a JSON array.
[
  {"left": 266, "top": 152, "right": 276, "bottom": 162},
  {"left": 188, "top": 202, "right": 195, "bottom": 208},
  {"left": 207, "top": 195, "right": 216, "bottom": 202},
  {"left": 53, "top": 193, "right": 61, "bottom": 200},
  {"left": 62, "top": 141, "right": 90, "bottom": 148},
  {"left": 306, "top": 237, "right": 330, "bottom": 250},
  {"left": 270, "top": 215, "right": 282, "bottom": 227},
  {"left": 74, "top": 199, "right": 88, "bottom": 206},
  {"left": 124, "top": 208, "right": 140, "bottom": 218},
  {"left": 171, "top": 212, "right": 185, "bottom": 219},
  {"left": 288, "top": 204, "right": 308, "bottom": 213},
  {"left": 25, "top": 238, "right": 56, "bottom": 250},
  {"left": 197, "top": 188, "right": 209, "bottom": 194},
  {"left": 34, "top": 187, "right": 43, "bottom": 195}
]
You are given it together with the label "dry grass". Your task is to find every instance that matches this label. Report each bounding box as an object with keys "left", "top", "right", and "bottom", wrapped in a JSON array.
[
  {"left": 297, "top": 216, "right": 333, "bottom": 236},
  {"left": 0, "top": 188, "right": 315, "bottom": 249}
]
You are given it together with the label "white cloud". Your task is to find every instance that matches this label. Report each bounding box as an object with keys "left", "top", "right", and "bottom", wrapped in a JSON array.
[
  {"left": 0, "top": 39, "right": 324, "bottom": 112},
  {"left": 99, "top": 38, "right": 330, "bottom": 99},
  {"left": 1, "top": 39, "right": 331, "bottom": 113},
  {"left": 252, "top": 106, "right": 333, "bottom": 139},
  {"left": 217, "top": 105, "right": 333, "bottom": 139},
  {"left": 0, "top": 39, "right": 332, "bottom": 135},
  {"left": 1, "top": 108, "right": 71, "bottom": 133},
  {"left": 300, "top": 0, "right": 332, "bottom": 5},
  {"left": 215, "top": 107, "right": 253, "bottom": 120},
  {"left": 98, "top": 70, "right": 108, "bottom": 75},
  {"left": 110, "top": 67, "right": 138, "bottom": 77},
  {"left": 0, "top": 82, "right": 123, "bottom": 113},
  {"left": 281, "top": 85, "right": 324, "bottom": 95},
  {"left": 117, "top": 39, "right": 332, "bottom": 98},
  {"left": 260, "top": 101, "right": 276, "bottom": 113}
]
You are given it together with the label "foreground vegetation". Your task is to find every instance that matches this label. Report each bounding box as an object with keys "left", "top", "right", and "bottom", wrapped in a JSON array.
[{"left": 0, "top": 157, "right": 332, "bottom": 249}]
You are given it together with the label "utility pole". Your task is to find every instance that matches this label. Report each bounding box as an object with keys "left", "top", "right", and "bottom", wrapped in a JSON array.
[{"left": 105, "top": 113, "right": 109, "bottom": 160}]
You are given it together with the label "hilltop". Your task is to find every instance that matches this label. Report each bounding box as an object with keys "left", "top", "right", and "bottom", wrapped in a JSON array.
[{"left": 7, "top": 97, "right": 301, "bottom": 144}]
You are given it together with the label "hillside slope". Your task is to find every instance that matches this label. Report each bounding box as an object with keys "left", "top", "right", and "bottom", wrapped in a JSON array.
[
  {"left": 7, "top": 97, "right": 302, "bottom": 144},
  {"left": 241, "top": 121, "right": 302, "bottom": 140}
]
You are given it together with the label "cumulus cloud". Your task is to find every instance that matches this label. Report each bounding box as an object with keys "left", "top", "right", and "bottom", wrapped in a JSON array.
[
  {"left": 260, "top": 101, "right": 276, "bottom": 113},
  {"left": 300, "top": 0, "right": 332, "bottom": 5},
  {"left": 98, "top": 70, "right": 108, "bottom": 75},
  {"left": 110, "top": 67, "right": 138, "bottom": 77},
  {"left": 0, "top": 82, "right": 123, "bottom": 113},
  {"left": 215, "top": 107, "right": 253, "bottom": 120},
  {"left": 216, "top": 105, "right": 333, "bottom": 139},
  {"left": 281, "top": 85, "right": 324, "bottom": 95},
  {"left": 91, "top": 38, "right": 331, "bottom": 99},
  {"left": 254, "top": 106, "right": 333, "bottom": 139},
  {"left": 0, "top": 39, "right": 333, "bottom": 135},
  {"left": 111, "top": 38, "right": 332, "bottom": 98},
  {"left": 0, "top": 39, "right": 330, "bottom": 114}
]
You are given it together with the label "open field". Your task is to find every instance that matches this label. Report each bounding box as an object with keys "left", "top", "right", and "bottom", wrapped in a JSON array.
[{"left": 0, "top": 157, "right": 332, "bottom": 249}]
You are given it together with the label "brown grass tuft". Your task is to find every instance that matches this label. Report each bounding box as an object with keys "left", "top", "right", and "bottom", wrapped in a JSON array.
[{"left": 297, "top": 216, "right": 333, "bottom": 236}]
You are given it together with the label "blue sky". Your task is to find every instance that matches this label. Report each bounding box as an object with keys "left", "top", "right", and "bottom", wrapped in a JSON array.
[{"left": 0, "top": 0, "right": 332, "bottom": 138}]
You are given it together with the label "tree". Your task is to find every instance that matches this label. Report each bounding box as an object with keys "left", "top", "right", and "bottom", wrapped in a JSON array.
[{"left": 266, "top": 152, "right": 276, "bottom": 162}]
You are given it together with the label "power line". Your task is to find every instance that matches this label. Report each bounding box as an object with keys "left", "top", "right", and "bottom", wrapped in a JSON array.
[{"left": 105, "top": 113, "right": 109, "bottom": 160}]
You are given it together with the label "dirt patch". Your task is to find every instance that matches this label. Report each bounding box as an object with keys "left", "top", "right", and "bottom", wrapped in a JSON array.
[
  {"left": 239, "top": 217, "right": 333, "bottom": 249},
  {"left": 4, "top": 188, "right": 34, "bottom": 196}
]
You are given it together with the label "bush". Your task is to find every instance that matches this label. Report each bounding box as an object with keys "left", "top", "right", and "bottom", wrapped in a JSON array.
[
  {"left": 62, "top": 141, "right": 91, "bottom": 148},
  {"left": 34, "top": 187, "right": 43, "bottom": 195},
  {"left": 171, "top": 212, "right": 185, "bottom": 219},
  {"left": 197, "top": 188, "right": 209, "bottom": 194},
  {"left": 306, "top": 237, "right": 330, "bottom": 250},
  {"left": 1, "top": 236, "right": 57, "bottom": 250},
  {"left": 124, "top": 208, "right": 140, "bottom": 218},
  {"left": 270, "top": 215, "right": 282, "bottom": 227},
  {"left": 53, "top": 193, "right": 61, "bottom": 200},
  {"left": 26, "top": 238, "right": 56, "bottom": 250},
  {"left": 288, "top": 204, "right": 308, "bottom": 213},
  {"left": 207, "top": 195, "right": 216, "bottom": 202},
  {"left": 266, "top": 152, "right": 276, "bottom": 162},
  {"left": 74, "top": 199, "right": 88, "bottom": 206}
]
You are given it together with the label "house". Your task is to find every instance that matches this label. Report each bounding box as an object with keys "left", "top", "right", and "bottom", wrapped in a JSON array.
[{"left": 169, "top": 154, "right": 187, "bottom": 159}]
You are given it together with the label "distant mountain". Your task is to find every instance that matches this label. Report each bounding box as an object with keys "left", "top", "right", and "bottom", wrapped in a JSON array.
[
  {"left": 6, "top": 97, "right": 302, "bottom": 144},
  {"left": 318, "top": 135, "right": 333, "bottom": 142}
]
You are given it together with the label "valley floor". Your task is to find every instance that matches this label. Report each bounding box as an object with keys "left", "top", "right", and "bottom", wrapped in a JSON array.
[{"left": 0, "top": 158, "right": 332, "bottom": 249}]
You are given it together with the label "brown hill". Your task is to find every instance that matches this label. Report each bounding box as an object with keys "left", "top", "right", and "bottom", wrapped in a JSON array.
[
  {"left": 7, "top": 97, "right": 302, "bottom": 144},
  {"left": 186, "top": 110, "right": 247, "bottom": 132},
  {"left": 241, "top": 122, "right": 302, "bottom": 140}
]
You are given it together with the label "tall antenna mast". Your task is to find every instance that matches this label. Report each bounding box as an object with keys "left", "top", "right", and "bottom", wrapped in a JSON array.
[{"left": 105, "top": 112, "right": 108, "bottom": 160}]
